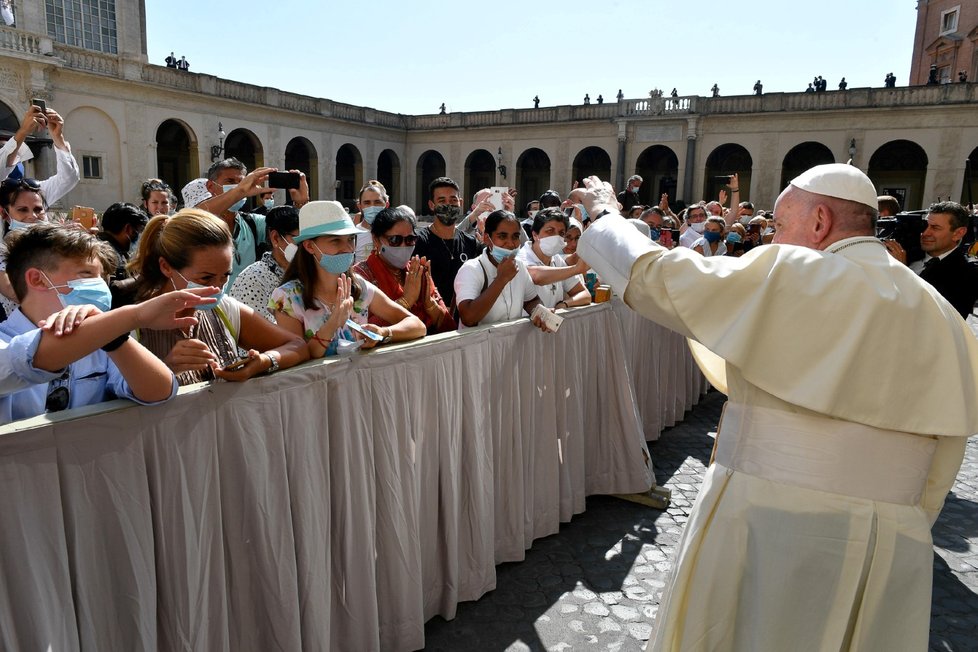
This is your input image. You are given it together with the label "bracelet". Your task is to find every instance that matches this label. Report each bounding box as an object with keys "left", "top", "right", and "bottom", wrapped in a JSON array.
[
  {"left": 730, "top": 188, "right": 739, "bottom": 192},
  {"left": 381, "top": 327, "right": 393, "bottom": 345},
  {"left": 101, "top": 332, "right": 130, "bottom": 352},
  {"left": 556, "top": 301, "right": 568, "bottom": 310},
  {"left": 396, "top": 297, "right": 411, "bottom": 310},
  {"left": 311, "top": 334, "right": 330, "bottom": 348}
]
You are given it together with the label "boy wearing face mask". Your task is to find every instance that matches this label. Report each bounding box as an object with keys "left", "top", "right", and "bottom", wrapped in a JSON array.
[
  {"left": 454, "top": 210, "right": 553, "bottom": 332},
  {"left": 229, "top": 206, "right": 300, "bottom": 322},
  {"left": 515, "top": 208, "right": 592, "bottom": 310},
  {"left": 0, "top": 223, "right": 203, "bottom": 423}
]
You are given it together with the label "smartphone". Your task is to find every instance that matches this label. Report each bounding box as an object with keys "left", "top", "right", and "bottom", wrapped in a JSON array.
[
  {"left": 489, "top": 186, "right": 508, "bottom": 211},
  {"left": 747, "top": 223, "right": 761, "bottom": 236},
  {"left": 345, "top": 318, "right": 384, "bottom": 341},
  {"left": 714, "top": 175, "right": 732, "bottom": 182},
  {"left": 31, "top": 98, "right": 46, "bottom": 113},
  {"left": 268, "top": 171, "right": 301, "bottom": 189},
  {"left": 71, "top": 206, "right": 96, "bottom": 230},
  {"left": 223, "top": 356, "right": 251, "bottom": 372},
  {"left": 660, "top": 229, "right": 674, "bottom": 248}
]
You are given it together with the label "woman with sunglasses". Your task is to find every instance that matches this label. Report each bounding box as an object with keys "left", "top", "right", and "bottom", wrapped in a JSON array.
[
  {"left": 353, "top": 206, "right": 455, "bottom": 334},
  {"left": 270, "top": 201, "right": 426, "bottom": 358},
  {"left": 0, "top": 177, "right": 48, "bottom": 317}
]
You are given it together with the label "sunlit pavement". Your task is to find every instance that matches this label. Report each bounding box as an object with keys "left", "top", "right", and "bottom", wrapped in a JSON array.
[{"left": 423, "top": 390, "right": 978, "bottom": 652}]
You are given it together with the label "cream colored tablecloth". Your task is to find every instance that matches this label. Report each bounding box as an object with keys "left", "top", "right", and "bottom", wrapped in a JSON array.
[{"left": 0, "top": 302, "right": 705, "bottom": 651}]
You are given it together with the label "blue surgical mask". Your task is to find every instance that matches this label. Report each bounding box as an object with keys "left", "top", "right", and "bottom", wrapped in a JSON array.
[
  {"left": 577, "top": 204, "right": 589, "bottom": 223},
  {"left": 726, "top": 232, "right": 743, "bottom": 244},
  {"left": 704, "top": 231, "right": 722, "bottom": 244},
  {"left": 362, "top": 206, "right": 384, "bottom": 226},
  {"left": 43, "top": 273, "right": 113, "bottom": 313},
  {"left": 263, "top": 198, "right": 275, "bottom": 210},
  {"left": 222, "top": 185, "right": 246, "bottom": 213},
  {"left": 175, "top": 270, "right": 227, "bottom": 310},
  {"left": 649, "top": 227, "right": 661, "bottom": 241},
  {"left": 7, "top": 218, "right": 33, "bottom": 232},
  {"left": 490, "top": 244, "right": 518, "bottom": 264},
  {"left": 314, "top": 244, "right": 354, "bottom": 275}
]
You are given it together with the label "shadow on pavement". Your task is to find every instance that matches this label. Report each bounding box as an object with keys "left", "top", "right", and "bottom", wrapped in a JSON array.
[{"left": 422, "top": 495, "right": 662, "bottom": 651}]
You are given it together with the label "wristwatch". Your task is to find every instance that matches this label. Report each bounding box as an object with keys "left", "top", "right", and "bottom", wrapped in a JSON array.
[
  {"left": 264, "top": 350, "right": 281, "bottom": 374},
  {"left": 381, "top": 327, "right": 393, "bottom": 345}
]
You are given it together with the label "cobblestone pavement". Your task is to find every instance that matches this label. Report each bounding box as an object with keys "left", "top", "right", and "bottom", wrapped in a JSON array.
[{"left": 423, "top": 391, "right": 978, "bottom": 651}]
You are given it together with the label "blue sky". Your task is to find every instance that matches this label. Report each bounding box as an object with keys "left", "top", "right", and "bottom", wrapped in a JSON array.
[{"left": 146, "top": 0, "right": 918, "bottom": 115}]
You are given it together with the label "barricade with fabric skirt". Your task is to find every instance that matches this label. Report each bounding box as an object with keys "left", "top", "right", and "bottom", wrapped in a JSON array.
[{"left": 0, "top": 301, "right": 708, "bottom": 652}]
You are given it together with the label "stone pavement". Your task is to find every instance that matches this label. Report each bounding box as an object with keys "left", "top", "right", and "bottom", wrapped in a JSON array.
[{"left": 422, "top": 390, "right": 978, "bottom": 651}]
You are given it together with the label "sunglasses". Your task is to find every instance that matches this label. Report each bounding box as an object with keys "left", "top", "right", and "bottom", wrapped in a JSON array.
[
  {"left": 384, "top": 234, "right": 417, "bottom": 247},
  {"left": 45, "top": 370, "right": 70, "bottom": 412},
  {"left": 1, "top": 177, "right": 41, "bottom": 192}
]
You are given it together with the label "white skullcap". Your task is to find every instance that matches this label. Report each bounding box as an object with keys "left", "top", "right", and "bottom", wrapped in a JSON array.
[
  {"left": 181, "top": 178, "right": 211, "bottom": 207},
  {"left": 789, "top": 163, "right": 877, "bottom": 210}
]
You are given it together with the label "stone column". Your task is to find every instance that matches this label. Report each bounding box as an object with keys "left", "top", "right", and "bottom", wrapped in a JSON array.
[{"left": 682, "top": 117, "right": 699, "bottom": 204}]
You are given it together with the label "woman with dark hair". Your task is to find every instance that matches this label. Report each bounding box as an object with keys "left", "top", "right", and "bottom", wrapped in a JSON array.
[
  {"left": 129, "top": 208, "right": 308, "bottom": 385},
  {"left": 352, "top": 206, "right": 455, "bottom": 334},
  {"left": 0, "top": 177, "right": 48, "bottom": 316},
  {"left": 270, "top": 201, "right": 425, "bottom": 357},
  {"left": 516, "top": 207, "right": 591, "bottom": 310},
  {"left": 454, "top": 209, "right": 553, "bottom": 331}
]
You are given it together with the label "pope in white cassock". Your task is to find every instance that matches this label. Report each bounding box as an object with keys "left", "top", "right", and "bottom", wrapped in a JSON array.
[{"left": 577, "top": 164, "right": 978, "bottom": 652}]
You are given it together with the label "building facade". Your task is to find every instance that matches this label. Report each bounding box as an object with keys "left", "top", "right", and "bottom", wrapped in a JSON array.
[
  {"left": 910, "top": 0, "right": 978, "bottom": 85},
  {"left": 1, "top": 0, "right": 977, "bottom": 216}
]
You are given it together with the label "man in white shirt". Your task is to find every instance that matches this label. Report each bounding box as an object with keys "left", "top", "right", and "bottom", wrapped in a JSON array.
[
  {"left": 454, "top": 210, "right": 551, "bottom": 331},
  {"left": 678, "top": 203, "right": 709, "bottom": 248},
  {"left": 1, "top": 105, "right": 80, "bottom": 206}
]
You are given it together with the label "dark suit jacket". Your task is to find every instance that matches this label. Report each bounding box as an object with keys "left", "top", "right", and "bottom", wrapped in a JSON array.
[
  {"left": 617, "top": 190, "right": 641, "bottom": 212},
  {"left": 919, "top": 246, "right": 978, "bottom": 318}
]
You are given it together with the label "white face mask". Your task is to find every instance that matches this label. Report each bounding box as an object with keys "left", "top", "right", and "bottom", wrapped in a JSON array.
[
  {"left": 538, "top": 235, "right": 566, "bottom": 257},
  {"left": 280, "top": 242, "right": 297, "bottom": 263},
  {"left": 690, "top": 221, "right": 706, "bottom": 234}
]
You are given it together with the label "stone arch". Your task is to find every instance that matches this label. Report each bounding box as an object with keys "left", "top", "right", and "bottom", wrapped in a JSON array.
[
  {"left": 335, "top": 143, "right": 363, "bottom": 210},
  {"left": 224, "top": 128, "right": 264, "bottom": 172},
  {"left": 634, "top": 145, "right": 679, "bottom": 207},
  {"left": 704, "top": 143, "right": 753, "bottom": 201},
  {"left": 868, "top": 140, "right": 928, "bottom": 211},
  {"left": 464, "top": 149, "right": 496, "bottom": 203},
  {"left": 377, "top": 149, "right": 400, "bottom": 206},
  {"left": 65, "top": 105, "right": 122, "bottom": 207},
  {"left": 416, "top": 150, "right": 446, "bottom": 215},
  {"left": 779, "top": 142, "right": 835, "bottom": 191},
  {"left": 516, "top": 148, "right": 551, "bottom": 205},
  {"left": 285, "top": 136, "right": 318, "bottom": 202},
  {"left": 155, "top": 118, "right": 198, "bottom": 197},
  {"left": 572, "top": 146, "right": 612, "bottom": 185}
]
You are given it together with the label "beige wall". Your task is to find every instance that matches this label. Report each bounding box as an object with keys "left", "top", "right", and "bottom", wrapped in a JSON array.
[{"left": 2, "top": 45, "right": 978, "bottom": 215}]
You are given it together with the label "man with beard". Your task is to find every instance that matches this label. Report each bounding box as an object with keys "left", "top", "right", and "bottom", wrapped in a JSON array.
[{"left": 413, "top": 177, "right": 482, "bottom": 310}]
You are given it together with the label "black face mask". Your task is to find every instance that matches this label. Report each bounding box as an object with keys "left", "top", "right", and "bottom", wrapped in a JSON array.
[{"left": 434, "top": 204, "right": 462, "bottom": 226}]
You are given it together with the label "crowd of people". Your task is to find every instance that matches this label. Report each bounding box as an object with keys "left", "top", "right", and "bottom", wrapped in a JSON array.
[{"left": 0, "top": 102, "right": 976, "bottom": 432}]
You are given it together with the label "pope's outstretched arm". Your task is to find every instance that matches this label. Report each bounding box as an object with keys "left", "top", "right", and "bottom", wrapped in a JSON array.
[{"left": 576, "top": 177, "right": 695, "bottom": 337}]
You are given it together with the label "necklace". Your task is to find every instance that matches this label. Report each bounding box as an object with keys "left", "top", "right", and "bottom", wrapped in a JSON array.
[{"left": 437, "top": 232, "right": 458, "bottom": 261}]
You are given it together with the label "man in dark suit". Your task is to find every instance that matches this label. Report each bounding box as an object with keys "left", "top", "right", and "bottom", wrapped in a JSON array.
[{"left": 911, "top": 202, "right": 978, "bottom": 319}]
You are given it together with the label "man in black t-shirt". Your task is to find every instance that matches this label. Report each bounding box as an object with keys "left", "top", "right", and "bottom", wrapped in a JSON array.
[{"left": 414, "top": 176, "right": 482, "bottom": 310}]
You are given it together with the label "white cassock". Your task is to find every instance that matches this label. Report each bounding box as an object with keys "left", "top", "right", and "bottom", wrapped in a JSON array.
[{"left": 579, "top": 214, "right": 978, "bottom": 652}]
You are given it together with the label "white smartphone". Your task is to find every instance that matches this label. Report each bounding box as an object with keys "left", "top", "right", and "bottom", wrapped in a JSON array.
[{"left": 489, "top": 186, "right": 508, "bottom": 211}]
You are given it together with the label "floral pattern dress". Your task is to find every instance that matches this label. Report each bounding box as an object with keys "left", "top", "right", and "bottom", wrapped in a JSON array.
[{"left": 269, "top": 278, "right": 375, "bottom": 356}]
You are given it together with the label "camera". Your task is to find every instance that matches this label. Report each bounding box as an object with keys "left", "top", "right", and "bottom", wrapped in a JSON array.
[{"left": 876, "top": 211, "right": 926, "bottom": 263}]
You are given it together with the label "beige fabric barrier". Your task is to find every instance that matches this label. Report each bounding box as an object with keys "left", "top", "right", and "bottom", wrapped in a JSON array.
[{"left": 0, "top": 302, "right": 706, "bottom": 652}]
